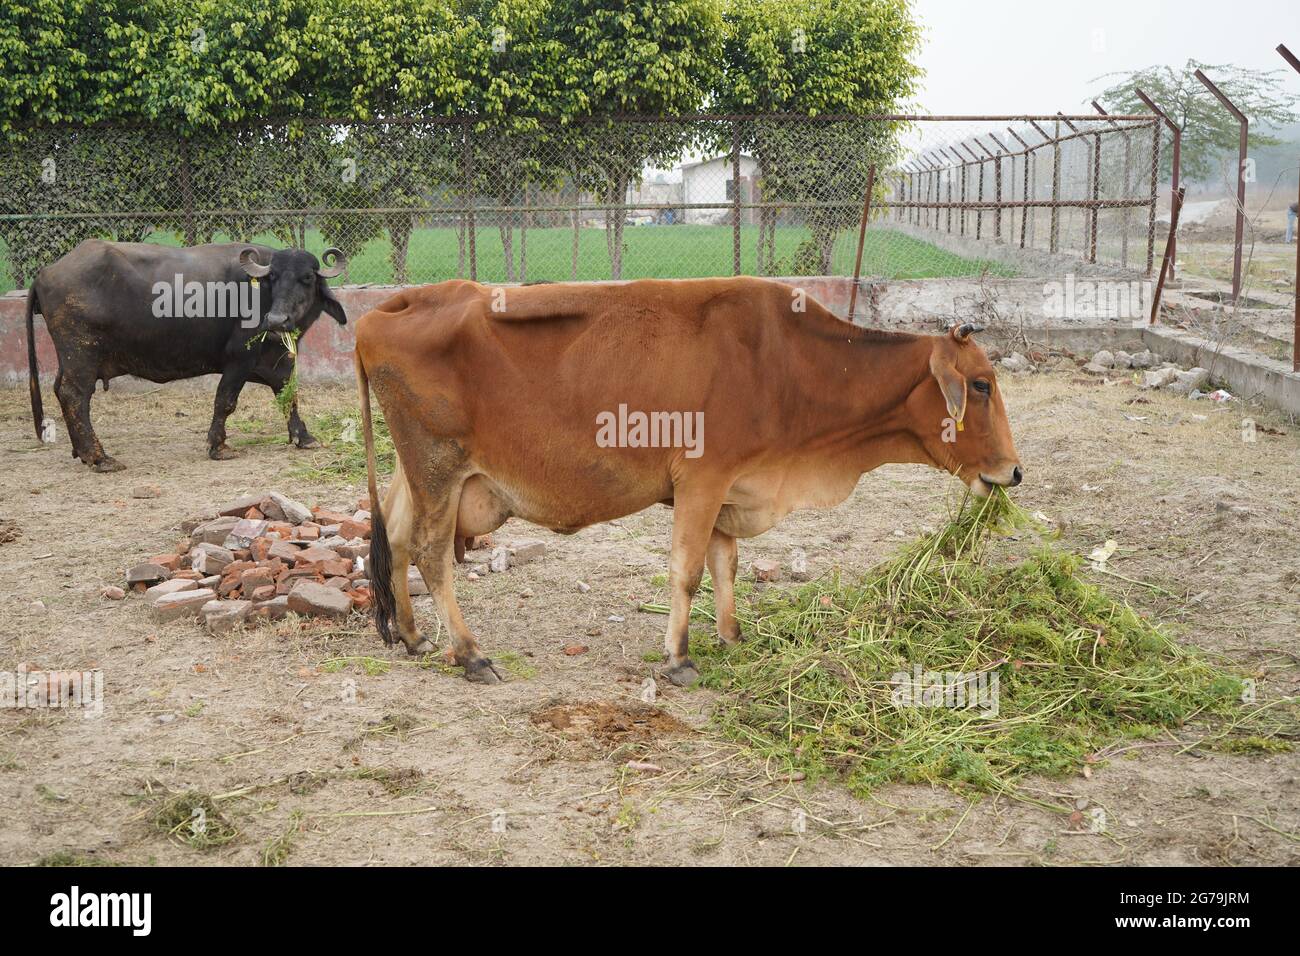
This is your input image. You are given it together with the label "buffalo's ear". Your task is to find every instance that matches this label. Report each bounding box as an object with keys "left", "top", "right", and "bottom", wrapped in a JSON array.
[
  {"left": 929, "top": 348, "right": 967, "bottom": 424},
  {"left": 319, "top": 280, "right": 347, "bottom": 325}
]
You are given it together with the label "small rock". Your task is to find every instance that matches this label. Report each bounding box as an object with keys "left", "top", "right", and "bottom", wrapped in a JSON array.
[
  {"left": 101, "top": 585, "right": 126, "bottom": 601},
  {"left": 217, "top": 493, "right": 267, "bottom": 517},
  {"left": 520, "top": 588, "right": 534, "bottom": 599},
  {"left": 607, "top": 614, "right": 625, "bottom": 623},
  {"left": 999, "top": 352, "right": 1036, "bottom": 373},
  {"left": 267, "top": 492, "right": 313, "bottom": 525},
  {"left": 190, "top": 516, "right": 241, "bottom": 546},
  {"left": 507, "top": 538, "right": 547, "bottom": 565},
  {"left": 1129, "top": 349, "right": 1154, "bottom": 369},
  {"left": 203, "top": 599, "right": 252, "bottom": 634},
  {"left": 1112, "top": 350, "right": 1133, "bottom": 369},
  {"left": 145, "top": 578, "right": 198, "bottom": 603},
  {"left": 751, "top": 558, "right": 781, "bottom": 582},
  {"left": 789, "top": 549, "right": 809, "bottom": 581},
  {"left": 152, "top": 588, "right": 217, "bottom": 622},
  {"left": 1168, "top": 367, "right": 1210, "bottom": 395},
  {"left": 254, "top": 595, "right": 291, "bottom": 621},
  {"left": 563, "top": 644, "right": 589, "bottom": 656},
  {"left": 1140, "top": 367, "right": 1178, "bottom": 389},
  {"left": 286, "top": 580, "right": 353, "bottom": 619},
  {"left": 466, "top": 571, "right": 480, "bottom": 581},
  {"left": 126, "top": 563, "right": 170, "bottom": 586},
  {"left": 1090, "top": 349, "right": 1115, "bottom": 369},
  {"left": 189, "top": 543, "right": 234, "bottom": 575},
  {"left": 577, "top": 581, "right": 591, "bottom": 593},
  {"left": 489, "top": 547, "right": 511, "bottom": 573},
  {"left": 131, "top": 484, "right": 162, "bottom": 499}
]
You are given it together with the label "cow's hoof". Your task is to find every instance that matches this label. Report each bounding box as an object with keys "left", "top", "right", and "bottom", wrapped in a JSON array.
[
  {"left": 464, "top": 657, "right": 503, "bottom": 684},
  {"left": 295, "top": 435, "right": 322, "bottom": 450},
  {"left": 664, "top": 659, "right": 700, "bottom": 687},
  {"left": 209, "top": 445, "right": 239, "bottom": 461},
  {"left": 406, "top": 638, "right": 435, "bottom": 656},
  {"left": 92, "top": 457, "right": 125, "bottom": 473},
  {"left": 718, "top": 624, "right": 744, "bottom": 647}
]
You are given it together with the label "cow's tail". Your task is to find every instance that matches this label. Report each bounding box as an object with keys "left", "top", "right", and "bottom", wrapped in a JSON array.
[
  {"left": 26, "top": 286, "right": 44, "bottom": 440},
  {"left": 356, "top": 348, "right": 397, "bottom": 646}
]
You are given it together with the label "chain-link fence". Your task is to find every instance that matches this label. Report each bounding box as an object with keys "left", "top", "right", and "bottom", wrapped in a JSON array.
[
  {"left": 888, "top": 115, "right": 1162, "bottom": 278},
  {"left": 0, "top": 113, "right": 1160, "bottom": 296}
]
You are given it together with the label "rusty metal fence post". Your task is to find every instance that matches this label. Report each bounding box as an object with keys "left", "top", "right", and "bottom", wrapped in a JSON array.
[
  {"left": 847, "top": 164, "right": 877, "bottom": 321},
  {"left": 1278, "top": 43, "right": 1300, "bottom": 371},
  {"left": 1136, "top": 89, "right": 1182, "bottom": 283},
  {"left": 1195, "top": 68, "right": 1248, "bottom": 303}
]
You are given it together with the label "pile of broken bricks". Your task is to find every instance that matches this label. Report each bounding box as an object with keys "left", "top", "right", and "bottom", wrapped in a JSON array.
[{"left": 120, "top": 490, "right": 374, "bottom": 634}]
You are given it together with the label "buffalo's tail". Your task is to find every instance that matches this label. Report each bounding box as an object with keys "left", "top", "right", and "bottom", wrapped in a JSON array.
[{"left": 356, "top": 348, "right": 397, "bottom": 646}]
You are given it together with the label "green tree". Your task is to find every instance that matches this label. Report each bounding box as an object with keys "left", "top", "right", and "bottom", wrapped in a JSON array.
[
  {"left": 716, "top": 0, "right": 920, "bottom": 274},
  {"left": 547, "top": 0, "right": 724, "bottom": 279},
  {"left": 1093, "top": 60, "right": 1300, "bottom": 184}
]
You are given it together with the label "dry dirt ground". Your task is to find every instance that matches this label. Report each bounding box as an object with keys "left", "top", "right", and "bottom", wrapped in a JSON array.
[{"left": 1, "top": 367, "right": 1297, "bottom": 867}]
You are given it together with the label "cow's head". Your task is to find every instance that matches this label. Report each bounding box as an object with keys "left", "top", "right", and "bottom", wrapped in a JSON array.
[
  {"left": 238, "top": 247, "right": 348, "bottom": 332},
  {"left": 908, "top": 323, "right": 1023, "bottom": 495}
]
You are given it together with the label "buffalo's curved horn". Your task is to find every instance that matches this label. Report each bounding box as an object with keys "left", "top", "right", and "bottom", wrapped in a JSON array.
[
  {"left": 953, "top": 322, "right": 985, "bottom": 340},
  {"left": 316, "top": 247, "right": 347, "bottom": 279},
  {"left": 239, "top": 247, "right": 271, "bottom": 278}
]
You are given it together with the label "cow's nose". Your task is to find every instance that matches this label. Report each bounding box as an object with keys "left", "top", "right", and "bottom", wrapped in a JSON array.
[
  {"left": 266, "top": 313, "right": 289, "bottom": 329},
  {"left": 1010, "top": 465, "right": 1024, "bottom": 487}
]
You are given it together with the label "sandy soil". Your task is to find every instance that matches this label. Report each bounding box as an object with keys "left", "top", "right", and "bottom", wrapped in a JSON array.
[{"left": 1, "top": 367, "right": 1297, "bottom": 866}]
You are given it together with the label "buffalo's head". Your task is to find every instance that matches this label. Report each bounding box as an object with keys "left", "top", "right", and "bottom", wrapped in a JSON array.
[
  {"left": 238, "top": 247, "right": 348, "bottom": 332},
  {"left": 908, "top": 323, "right": 1023, "bottom": 495}
]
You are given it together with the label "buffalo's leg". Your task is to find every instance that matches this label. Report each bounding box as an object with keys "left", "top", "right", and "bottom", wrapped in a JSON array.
[
  {"left": 207, "top": 369, "right": 248, "bottom": 460},
  {"left": 706, "top": 528, "right": 742, "bottom": 646},
  {"left": 250, "top": 360, "right": 319, "bottom": 449},
  {"left": 54, "top": 362, "right": 121, "bottom": 472},
  {"left": 662, "top": 488, "right": 725, "bottom": 686}
]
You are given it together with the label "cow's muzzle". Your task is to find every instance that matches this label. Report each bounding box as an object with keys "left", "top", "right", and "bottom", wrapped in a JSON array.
[
  {"left": 979, "top": 464, "right": 1024, "bottom": 488},
  {"left": 264, "top": 312, "right": 291, "bottom": 331}
]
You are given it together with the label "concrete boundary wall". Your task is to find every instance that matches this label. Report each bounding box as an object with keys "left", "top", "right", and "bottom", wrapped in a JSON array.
[{"left": 5, "top": 278, "right": 1298, "bottom": 415}]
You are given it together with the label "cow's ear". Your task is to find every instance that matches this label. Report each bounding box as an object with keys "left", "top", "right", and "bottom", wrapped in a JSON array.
[
  {"left": 929, "top": 349, "right": 967, "bottom": 424},
  {"left": 319, "top": 280, "right": 347, "bottom": 325}
]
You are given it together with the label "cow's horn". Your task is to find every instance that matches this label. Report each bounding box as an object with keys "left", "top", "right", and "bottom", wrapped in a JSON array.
[
  {"left": 317, "top": 247, "right": 347, "bottom": 279},
  {"left": 954, "top": 322, "right": 985, "bottom": 340},
  {"left": 239, "top": 248, "right": 271, "bottom": 278}
]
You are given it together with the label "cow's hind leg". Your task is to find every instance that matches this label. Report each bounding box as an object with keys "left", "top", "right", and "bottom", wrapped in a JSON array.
[
  {"left": 55, "top": 361, "right": 121, "bottom": 472},
  {"left": 379, "top": 468, "right": 435, "bottom": 656},
  {"left": 662, "top": 486, "right": 726, "bottom": 686},
  {"left": 706, "top": 528, "right": 742, "bottom": 647},
  {"left": 409, "top": 473, "right": 502, "bottom": 684}
]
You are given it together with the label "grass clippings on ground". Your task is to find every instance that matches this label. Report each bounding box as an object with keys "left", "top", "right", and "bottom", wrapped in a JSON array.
[{"left": 691, "top": 490, "right": 1291, "bottom": 797}]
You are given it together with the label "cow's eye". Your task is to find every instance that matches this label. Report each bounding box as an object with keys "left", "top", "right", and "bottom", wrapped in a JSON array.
[{"left": 972, "top": 379, "right": 991, "bottom": 395}]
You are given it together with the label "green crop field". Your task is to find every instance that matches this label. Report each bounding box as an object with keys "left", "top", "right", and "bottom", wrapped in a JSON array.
[{"left": 0, "top": 224, "right": 1013, "bottom": 294}]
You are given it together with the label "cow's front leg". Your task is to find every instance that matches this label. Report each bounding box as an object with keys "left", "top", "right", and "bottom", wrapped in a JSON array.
[
  {"left": 207, "top": 369, "right": 248, "bottom": 460},
  {"left": 662, "top": 486, "right": 725, "bottom": 687}
]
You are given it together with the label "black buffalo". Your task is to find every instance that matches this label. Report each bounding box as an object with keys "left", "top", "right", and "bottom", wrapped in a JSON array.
[{"left": 25, "top": 240, "right": 348, "bottom": 471}]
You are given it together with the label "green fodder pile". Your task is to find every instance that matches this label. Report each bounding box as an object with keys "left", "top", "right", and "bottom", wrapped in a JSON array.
[{"left": 693, "top": 491, "right": 1287, "bottom": 796}]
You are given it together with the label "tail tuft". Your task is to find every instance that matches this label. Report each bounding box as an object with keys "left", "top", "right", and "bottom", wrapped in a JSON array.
[{"left": 368, "top": 502, "right": 397, "bottom": 646}]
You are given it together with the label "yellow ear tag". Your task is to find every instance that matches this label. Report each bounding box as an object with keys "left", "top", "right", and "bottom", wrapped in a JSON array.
[
  {"left": 956, "top": 421, "right": 964, "bottom": 432},
  {"left": 250, "top": 278, "right": 259, "bottom": 287}
]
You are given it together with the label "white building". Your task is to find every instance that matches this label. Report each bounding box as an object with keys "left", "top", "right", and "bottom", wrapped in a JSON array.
[{"left": 678, "top": 154, "right": 760, "bottom": 225}]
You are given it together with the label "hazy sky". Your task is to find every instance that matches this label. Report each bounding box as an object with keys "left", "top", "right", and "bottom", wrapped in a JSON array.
[{"left": 912, "top": 0, "right": 1300, "bottom": 114}]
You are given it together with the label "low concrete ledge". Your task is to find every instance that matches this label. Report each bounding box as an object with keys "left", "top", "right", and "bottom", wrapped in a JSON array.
[{"left": 1143, "top": 326, "right": 1300, "bottom": 416}]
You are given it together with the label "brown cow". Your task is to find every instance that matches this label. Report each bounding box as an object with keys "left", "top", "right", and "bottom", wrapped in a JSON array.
[{"left": 355, "top": 277, "right": 1022, "bottom": 686}]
